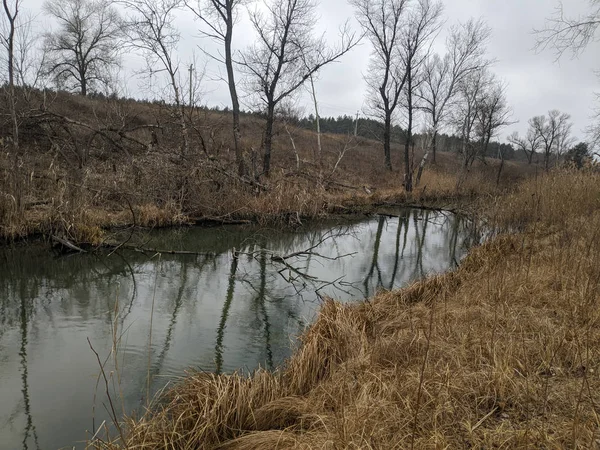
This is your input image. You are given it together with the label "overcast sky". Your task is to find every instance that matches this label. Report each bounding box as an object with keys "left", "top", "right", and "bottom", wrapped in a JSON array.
[{"left": 27, "top": 0, "right": 600, "bottom": 142}]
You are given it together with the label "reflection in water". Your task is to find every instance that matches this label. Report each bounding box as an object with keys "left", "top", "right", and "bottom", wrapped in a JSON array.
[
  {"left": 215, "top": 253, "right": 239, "bottom": 375},
  {"left": 0, "top": 210, "right": 479, "bottom": 450},
  {"left": 364, "top": 216, "right": 385, "bottom": 298},
  {"left": 257, "top": 250, "right": 273, "bottom": 371},
  {"left": 19, "top": 297, "right": 40, "bottom": 450}
]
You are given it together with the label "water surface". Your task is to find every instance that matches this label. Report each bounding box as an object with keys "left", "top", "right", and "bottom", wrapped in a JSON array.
[{"left": 0, "top": 209, "right": 477, "bottom": 449}]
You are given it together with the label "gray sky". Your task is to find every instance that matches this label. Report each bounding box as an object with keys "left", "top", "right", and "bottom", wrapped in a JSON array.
[{"left": 28, "top": 0, "right": 600, "bottom": 142}]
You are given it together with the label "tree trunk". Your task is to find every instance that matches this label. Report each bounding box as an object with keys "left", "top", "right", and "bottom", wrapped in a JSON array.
[
  {"left": 171, "top": 82, "right": 188, "bottom": 158},
  {"left": 263, "top": 103, "right": 275, "bottom": 177},
  {"left": 404, "top": 134, "right": 412, "bottom": 192},
  {"left": 415, "top": 151, "right": 428, "bottom": 187},
  {"left": 404, "top": 76, "right": 413, "bottom": 193},
  {"left": 432, "top": 130, "right": 437, "bottom": 164},
  {"left": 225, "top": 16, "right": 245, "bottom": 176},
  {"left": 284, "top": 122, "right": 299, "bottom": 171},
  {"left": 309, "top": 74, "right": 321, "bottom": 162},
  {"left": 383, "top": 113, "right": 392, "bottom": 171},
  {"left": 496, "top": 149, "right": 505, "bottom": 185},
  {"left": 5, "top": 7, "right": 14, "bottom": 88},
  {"left": 456, "top": 138, "right": 469, "bottom": 190}
]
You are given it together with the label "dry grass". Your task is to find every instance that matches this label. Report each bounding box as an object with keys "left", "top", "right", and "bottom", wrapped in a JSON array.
[
  {"left": 0, "top": 91, "right": 536, "bottom": 242},
  {"left": 90, "top": 169, "right": 600, "bottom": 449}
]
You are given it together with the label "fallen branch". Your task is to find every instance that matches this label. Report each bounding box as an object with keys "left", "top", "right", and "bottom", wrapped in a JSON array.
[
  {"left": 192, "top": 217, "right": 253, "bottom": 226},
  {"left": 52, "top": 235, "right": 87, "bottom": 253},
  {"left": 31, "top": 111, "right": 132, "bottom": 156},
  {"left": 102, "top": 242, "right": 217, "bottom": 256}
]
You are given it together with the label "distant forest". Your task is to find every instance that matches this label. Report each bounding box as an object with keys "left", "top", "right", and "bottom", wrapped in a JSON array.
[
  {"left": 295, "top": 114, "right": 520, "bottom": 161},
  {"left": 205, "top": 104, "right": 521, "bottom": 162}
]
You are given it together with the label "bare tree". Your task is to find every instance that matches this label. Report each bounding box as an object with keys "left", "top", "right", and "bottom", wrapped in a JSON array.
[
  {"left": 1, "top": 0, "right": 18, "bottom": 88},
  {"left": 418, "top": 18, "right": 491, "bottom": 164},
  {"left": 536, "top": 2, "right": 599, "bottom": 149},
  {"left": 43, "top": 0, "right": 123, "bottom": 96},
  {"left": 507, "top": 119, "right": 543, "bottom": 164},
  {"left": 186, "top": 0, "right": 248, "bottom": 176},
  {"left": 240, "top": 0, "right": 358, "bottom": 177},
  {"left": 350, "top": 0, "right": 409, "bottom": 171},
  {"left": 535, "top": 1, "right": 600, "bottom": 58},
  {"left": 554, "top": 116, "right": 575, "bottom": 162},
  {"left": 13, "top": 11, "right": 47, "bottom": 90},
  {"left": 451, "top": 66, "right": 498, "bottom": 186},
  {"left": 1, "top": 0, "right": 20, "bottom": 212},
  {"left": 399, "top": 0, "right": 443, "bottom": 192},
  {"left": 475, "top": 81, "right": 513, "bottom": 160},
  {"left": 121, "top": 0, "right": 189, "bottom": 157},
  {"left": 531, "top": 110, "right": 573, "bottom": 171}
]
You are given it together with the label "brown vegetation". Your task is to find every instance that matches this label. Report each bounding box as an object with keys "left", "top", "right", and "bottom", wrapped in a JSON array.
[
  {"left": 0, "top": 90, "right": 532, "bottom": 244},
  {"left": 88, "top": 168, "right": 600, "bottom": 448}
]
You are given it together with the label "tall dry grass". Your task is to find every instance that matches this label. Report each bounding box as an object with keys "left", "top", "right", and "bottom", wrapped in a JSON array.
[{"left": 90, "top": 169, "right": 600, "bottom": 449}]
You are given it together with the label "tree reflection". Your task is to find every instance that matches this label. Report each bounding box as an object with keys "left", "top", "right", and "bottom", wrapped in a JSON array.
[
  {"left": 215, "top": 252, "right": 239, "bottom": 375},
  {"left": 19, "top": 296, "right": 40, "bottom": 450},
  {"left": 389, "top": 210, "right": 410, "bottom": 289},
  {"left": 363, "top": 216, "right": 386, "bottom": 297},
  {"left": 256, "top": 250, "right": 273, "bottom": 370}
]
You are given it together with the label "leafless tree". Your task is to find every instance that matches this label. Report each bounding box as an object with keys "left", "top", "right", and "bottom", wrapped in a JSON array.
[
  {"left": 474, "top": 81, "right": 513, "bottom": 183},
  {"left": 507, "top": 120, "right": 543, "bottom": 164},
  {"left": 399, "top": 0, "right": 443, "bottom": 192},
  {"left": 304, "top": 65, "right": 322, "bottom": 161},
  {"left": 418, "top": 18, "right": 490, "bottom": 164},
  {"left": 1, "top": 0, "right": 18, "bottom": 89},
  {"left": 451, "top": 69, "right": 484, "bottom": 182},
  {"left": 554, "top": 117, "right": 575, "bottom": 162},
  {"left": 535, "top": 2, "right": 599, "bottom": 149},
  {"left": 475, "top": 81, "right": 513, "bottom": 160},
  {"left": 42, "top": 0, "right": 123, "bottom": 96},
  {"left": 349, "top": 0, "right": 409, "bottom": 171},
  {"left": 186, "top": 0, "right": 249, "bottom": 176},
  {"left": 534, "top": 1, "right": 600, "bottom": 59},
  {"left": 277, "top": 100, "right": 304, "bottom": 171},
  {"left": 452, "top": 67, "right": 511, "bottom": 186},
  {"left": 531, "top": 110, "right": 573, "bottom": 171},
  {"left": 240, "top": 0, "right": 358, "bottom": 177},
  {"left": 1, "top": 0, "right": 20, "bottom": 212},
  {"left": 121, "top": 0, "right": 189, "bottom": 157},
  {"left": 12, "top": 11, "right": 47, "bottom": 90}
]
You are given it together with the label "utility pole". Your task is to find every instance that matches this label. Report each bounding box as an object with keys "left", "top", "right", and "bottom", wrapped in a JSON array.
[
  {"left": 188, "top": 64, "right": 193, "bottom": 107},
  {"left": 354, "top": 111, "right": 359, "bottom": 137}
]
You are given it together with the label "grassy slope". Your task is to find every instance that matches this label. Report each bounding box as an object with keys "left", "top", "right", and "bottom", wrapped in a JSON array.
[
  {"left": 93, "top": 169, "right": 600, "bottom": 449},
  {"left": 0, "top": 92, "right": 534, "bottom": 242}
]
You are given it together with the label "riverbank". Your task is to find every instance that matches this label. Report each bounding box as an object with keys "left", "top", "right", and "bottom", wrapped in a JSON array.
[
  {"left": 0, "top": 144, "right": 529, "bottom": 246},
  {"left": 91, "top": 169, "right": 600, "bottom": 449},
  {"left": 0, "top": 91, "right": 534, "bottom": 245}
]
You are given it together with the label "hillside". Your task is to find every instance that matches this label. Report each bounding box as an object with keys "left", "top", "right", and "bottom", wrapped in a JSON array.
[{"left": 0, "top": 89, "right": 536, "bottom": 243}]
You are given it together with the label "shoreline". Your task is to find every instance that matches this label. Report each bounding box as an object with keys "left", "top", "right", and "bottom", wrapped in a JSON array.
[
  {"left": 0, "top": 193, "right": 476, "bottom": 250},
  {"left": 89, "top": 169, "right": 600, "bottom": 449}
]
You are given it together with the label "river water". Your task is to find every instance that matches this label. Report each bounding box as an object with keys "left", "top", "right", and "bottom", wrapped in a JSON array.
[{"left": 0, "top": 209, "right": 478, "bottom": 450}]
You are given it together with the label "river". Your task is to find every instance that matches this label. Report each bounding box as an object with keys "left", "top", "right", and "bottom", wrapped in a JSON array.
[{"left": 0, "top": 209, "right": 478, "bottom": 450}]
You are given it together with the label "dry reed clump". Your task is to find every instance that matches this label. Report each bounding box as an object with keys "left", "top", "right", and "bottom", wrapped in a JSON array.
[
  {"left": 490, "top": 168, "right": 600, "bottom": 231},
  {"left": 92, "top": 169, "right": 600, "bottom": 449},
  {"left": 135, "top": 203, "right": 189, "bottom": 228}
]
